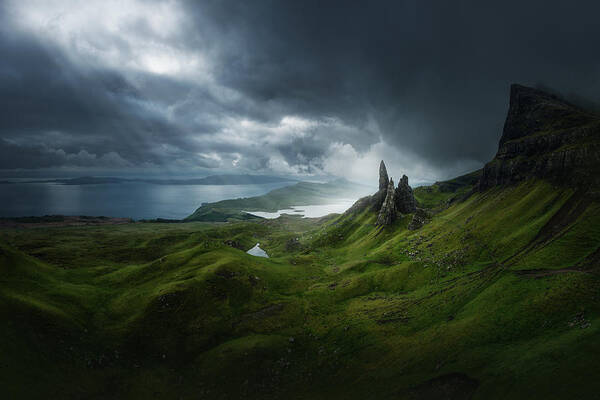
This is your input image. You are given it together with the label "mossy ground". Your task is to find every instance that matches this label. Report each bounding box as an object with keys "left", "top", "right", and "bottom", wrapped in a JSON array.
[{"left": 1, "top": 180, "right": 599, "bottom": 399}]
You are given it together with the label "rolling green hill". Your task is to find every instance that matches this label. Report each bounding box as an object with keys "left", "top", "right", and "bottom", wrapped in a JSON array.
[
  {"left": 1, "top": 177, "right": 599, "bottom": 399},
  {"left": 413, "top": 169, "right": 482, "bottom": 209}
]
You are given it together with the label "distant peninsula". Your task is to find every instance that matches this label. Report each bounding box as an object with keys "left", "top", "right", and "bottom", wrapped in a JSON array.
[{"left": 185, "top": 178, "right": 372, "bottom": 222}]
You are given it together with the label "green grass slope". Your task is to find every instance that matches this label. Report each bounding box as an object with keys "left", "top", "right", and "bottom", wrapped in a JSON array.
[
  {"left": 1, "top": 179, "right": 599, "bottom": 399},
  {"left": 413, "top": 169, "right": 482, "bottom": 209}
]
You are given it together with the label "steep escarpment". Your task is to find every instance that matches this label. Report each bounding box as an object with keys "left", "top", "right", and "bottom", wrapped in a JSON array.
[{"left": 479, "top": 84, "right": 600, "bottom": 190}]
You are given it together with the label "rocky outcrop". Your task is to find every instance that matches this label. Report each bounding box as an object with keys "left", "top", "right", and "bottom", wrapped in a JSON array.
[
  {"left": 376, "top": 179, "right": 396, "bottom": 225},
  {"left": 347, "top": 160, "right": 418, "bottom": 226},
  {"left": 408, "top": 208, "right": 430, "bottom": 230},
  {"left": 395, "top": 175, "right": 417, "bottom": 214},
  {"left": 479, "top": 84, "right": 600, "bottom": 190},
  {"left": 223, "top": 240, "right": 242, "bottom": 249}
]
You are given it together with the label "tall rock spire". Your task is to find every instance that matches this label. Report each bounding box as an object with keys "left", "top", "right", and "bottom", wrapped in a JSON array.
[
  {"left": 376, "top": 178, "right": 396, "bottom": 226},
  {"left": 379, "top": 160, "right": 389, "bottom": 191}
]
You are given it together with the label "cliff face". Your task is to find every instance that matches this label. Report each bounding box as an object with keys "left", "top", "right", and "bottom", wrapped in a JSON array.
[{"left": 479, "top": 84, "right": 600, "bottom": 190}]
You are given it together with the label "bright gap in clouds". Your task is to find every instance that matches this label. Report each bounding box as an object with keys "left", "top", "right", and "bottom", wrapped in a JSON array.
[
  {"left": 8, "top": 0, "right": 206, "bottom": 78},
  {"left": 323, "top": 141, "right": 452, "bottom": 187}
]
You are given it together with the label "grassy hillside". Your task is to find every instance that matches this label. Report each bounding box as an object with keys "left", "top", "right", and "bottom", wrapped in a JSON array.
[
  {"left": 186, "top": 179, "right": 371, "bottom": 222},
  {"left": 1, "top": 179, "right": 599, "bottom": 399},
  {"left": 413, "top": 169, "right": 482, "bottom": 209}
]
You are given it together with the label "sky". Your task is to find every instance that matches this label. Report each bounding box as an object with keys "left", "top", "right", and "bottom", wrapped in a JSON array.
[{"left": 2, "top": 0, "right": 600, "bottom": 185}]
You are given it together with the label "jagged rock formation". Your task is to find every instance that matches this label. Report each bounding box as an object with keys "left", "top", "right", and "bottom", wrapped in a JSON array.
[
  {"left": 367, "top": 160, "right": 390, "bottom": 211},
  {"left": 376, "top": 179, "right": 396, "bottom": 225},
  {"left": 348, "top": 160, "right": 418, "bottom": 226},
  {"left": 379, "top": 160, "right": 389, "bottom": 191},
  {"left": 479, "top": 84, "right": 600, "bottom": 190},
  {"left": 395, "top": 175, "right": 417, "bottom": 214}
]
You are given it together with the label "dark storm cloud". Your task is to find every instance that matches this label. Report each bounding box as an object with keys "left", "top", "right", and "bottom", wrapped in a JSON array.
[
  {"left": 0, "top": 29, "right": 182, "bottom": 168},
  {"left": 2, "top": 0, "right": 600, "bottom": 179},
  {"left": 184, "top": 0, "right": 600, "bottom": 168}
]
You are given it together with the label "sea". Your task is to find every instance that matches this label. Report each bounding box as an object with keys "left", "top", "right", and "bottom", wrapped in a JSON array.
[{"left": 0, "top": 181, "right": 298, "bottom": 220}]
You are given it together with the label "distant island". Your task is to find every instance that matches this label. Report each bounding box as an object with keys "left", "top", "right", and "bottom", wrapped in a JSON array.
[{"left": 0, "top": 174, "right": 298, "bottom": 186}]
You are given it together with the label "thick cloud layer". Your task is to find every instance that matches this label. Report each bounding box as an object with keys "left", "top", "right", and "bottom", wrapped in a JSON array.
[{"left": 2, "top": 0, "right": 600, "bottom": 183}]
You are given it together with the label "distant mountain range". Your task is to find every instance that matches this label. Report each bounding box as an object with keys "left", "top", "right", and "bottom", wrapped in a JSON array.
[{"left": 0, "top": 174, "right": 298, "bottom": 186}]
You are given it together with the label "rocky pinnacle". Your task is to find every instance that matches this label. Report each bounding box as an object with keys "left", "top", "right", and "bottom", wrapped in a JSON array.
[
  {"left": 376, "top": 178, "right": 396, "bottom": 226},
  {"left": 395, "top": 175, "right": 417, "bottom": 214},
  {"left": 346, "top": 160, "right": 419, "bottom": 227},
  {"left": 379, "top": 160, "right": 389, "bottom": 191}
]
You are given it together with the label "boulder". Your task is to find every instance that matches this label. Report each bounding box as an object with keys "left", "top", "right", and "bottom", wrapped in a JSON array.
[{"left": 223, "top": 239, "right": 242, "bottom": 249}]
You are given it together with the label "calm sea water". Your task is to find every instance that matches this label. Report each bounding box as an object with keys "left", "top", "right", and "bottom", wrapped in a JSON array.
[{"left": 0, "top": 182, "right": 295, "bottom": 220}]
